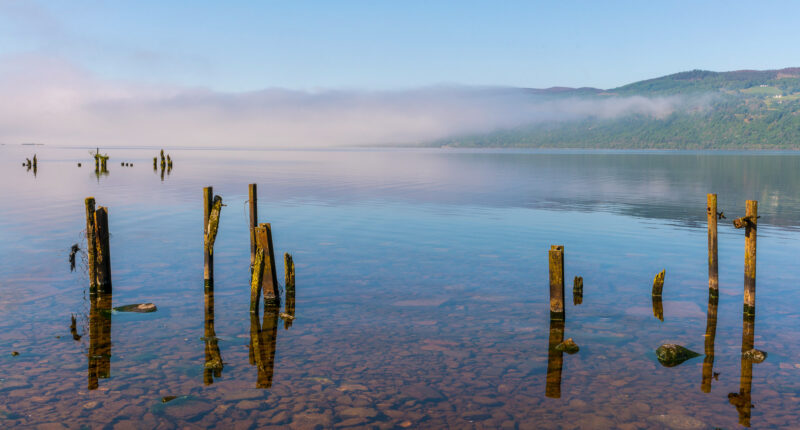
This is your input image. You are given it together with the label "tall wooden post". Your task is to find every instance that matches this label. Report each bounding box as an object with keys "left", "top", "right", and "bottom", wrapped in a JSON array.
[
  {"left": 203, "top": 187, "right": 214, "bottom": 289},
  {"left": 249, "top": 184, "right": 258, "bottom": 270},
  {"left": 734, "top": 200, "right": 757, "bottom": 318},
  {"left": 707, "top": 194, "right": 719, "bottom": 296},
  {"left": 254, "top": 223, "right": 280, "bottom": 307},
  {"left": 93, "top": 207, "right": 112, "bottom": 293},
  {"left": 85, "top": 198, "right": 97, "bottom": 291},
  {"left": 549, "top": 245, "right": 565, "bottom": 321}
]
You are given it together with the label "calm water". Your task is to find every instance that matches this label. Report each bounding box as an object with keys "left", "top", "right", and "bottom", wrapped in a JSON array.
[{"left": 1, "top": 146, "right": 800, "bottom": 429}]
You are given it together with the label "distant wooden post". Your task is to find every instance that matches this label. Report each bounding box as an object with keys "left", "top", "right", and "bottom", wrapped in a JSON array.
[
  {"left": 160, "top": 149, "right": 166, "bottom": 169},
  {"left": 203, "top": 187, "right": 214, "bottom": 289},
  {"left": 249, "top": 184, "right": 258, "bottom": 269},
  {"left": 254, "top": 223, "right": 280, "bottom": 307},
  {"left": 153, "top": 157, "right": 157, "bottom": 170},
  {"left": 734, "top": 200, "right": 757, "bottom": 319},
  {"left": 572, "top": 276, "right": 582, "bottom": 305},
  {"left": 707, "top": 194, "right": 719, "bottom": 296},
  {"left": 85, "top": 198, "right": 97, "bottom": 291},
  {"left": 549, "top": 245, "right": 565, "bottom": 321},
  {"left": 93, "top": 207, "right": 112, "bottom": 293}
]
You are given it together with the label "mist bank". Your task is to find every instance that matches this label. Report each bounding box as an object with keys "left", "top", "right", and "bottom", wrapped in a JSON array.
[{"left": 0, "top": 56, "right": 710, "bottom": 148}]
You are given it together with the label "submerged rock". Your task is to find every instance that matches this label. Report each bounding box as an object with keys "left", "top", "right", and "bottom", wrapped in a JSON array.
[
  {"left": 648, "top": 414, "right": 706, "bottom": 429},
  {"left": 743, "top": 348, "right": 767, "bottom": 363},
  {"left": 656, "top": 344, "right": 700, "bottom": 367},
  {"left": 555, "top": 338, "right": 580, "bottom": 354},
  {"left": 114, "top": 303, "right": 157, "bottom": 313},
  {"left": 10, "top": 351, "right": 19, "bottom": 357}
]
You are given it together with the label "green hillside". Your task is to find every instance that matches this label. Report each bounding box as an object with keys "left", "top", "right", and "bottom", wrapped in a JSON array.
[{"left": 433, "top": 68, "right": 800, "bottom": 149}]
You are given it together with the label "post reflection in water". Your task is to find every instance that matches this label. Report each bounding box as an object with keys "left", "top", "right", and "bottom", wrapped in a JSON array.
[
  {"left": 652, "top": 295, "right": 664, "bottom": 322},
  {"left": 283, "top": 286, "right": 295, "bottom": 330},
  {"left": 729, "top": 318, "right": 756, "bottom": 427},
  {"left": 88, "top": 293, "right": 112, "bottom": 391},
  {"left": 701, "top": 293, "right": 719, "bottom": 393},
  {"left": 545, "top": 319, "right": 565, "bottom": 399},
  {"left": 203, "top": 285, "right": 223, "bottom": 385},
  {"left": 249, "top": 306, "right": 278, "bottom": 389}
]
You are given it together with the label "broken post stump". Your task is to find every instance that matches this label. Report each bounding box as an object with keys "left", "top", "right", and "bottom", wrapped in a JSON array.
[
  {"left": 572, "top": 276, "right": 582, "bottom": 305},
  {"left": 733, "top": 200, "right": 757, "bottom": 319},
  {"left": 652, "top": 269, "right": 665, "bottom": 297},
  {"left": 249, "top": 184, "right": 258, "bottom": 270},
  {"left": 93, "top": 207, "right": 112, "bottom": 293},
  {"left": 549, "top": 245, "right": 565, "bottom": 321},
  {"left": 707, "top": 194, "right": 719, "bottom": 296},
  {"left": 85, "top": 198, "right": 97, "bottom": 290},
  {"left": 254, "top": 223, "right": 280, "bottom": 308}
]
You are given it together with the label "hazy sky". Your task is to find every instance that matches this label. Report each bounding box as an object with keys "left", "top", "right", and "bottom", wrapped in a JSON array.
[
  {"left": 1, "top": 1, "right": 798, "bottom": 147},
  {"left": 2, "top": 0, "right": 799, "bottom": 91}
]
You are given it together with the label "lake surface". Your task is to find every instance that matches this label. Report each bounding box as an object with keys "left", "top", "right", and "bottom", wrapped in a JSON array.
[{"left": 1, "top": 146, "right": 800, "bottom": 429}]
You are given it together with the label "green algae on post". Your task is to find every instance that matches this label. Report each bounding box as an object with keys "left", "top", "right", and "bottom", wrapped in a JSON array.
[
  {"left": 205, "top": 195, "right": 223, "bottom": 256},
  {"left": 250, "top": 247, "right": 265, "bottom": 314},
  {"left": 255, "top": 223, "right": 280, "bottom": 308},
  {"left": 652, "top": 295, "right": 664, "bottom": 321}
]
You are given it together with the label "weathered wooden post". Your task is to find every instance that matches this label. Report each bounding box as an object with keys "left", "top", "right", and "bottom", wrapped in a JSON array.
[
  {"left": 203, "top": 187, "right": 214, "bottom": 288},
  {"left": 652, "top": 269, "right": 665, "bottom": 297},
  {"left": 85, "top": 198, "right": 97, "bottom": 290},
  {"left": 572, "top": 276, "right": 582, "bottom": 305},
  {"left": 549, "top": 245, "right": 565, "bottom": 321},
  {"left": 160, "top": 149, "right": 166, "bottom": 169},
  {"left": 283, "top": 253, "right": 296, "bottom": 329},
  {"left": 249, "top": 184, "right": 258, "bottom": 269},
  {"left": 93, "top": 207, "right": 112, "bottom": 293},
  {"left": 707, "top": 194, "right": 719, "bottom": 296},
  {"left": 733, "top": 200, "right": 757, "bottom": 319},
  {"left": 652, "top": 296, "right": 664, "bottom": 322},
  {"left": 87, "top": 292, "right": 113, "bottom": 390},
  {"left": 249, "top": 307, "right": 279, "bottom": 389},
  {"left": 254, "top": 223, "right": 280, "bottom": 308}
]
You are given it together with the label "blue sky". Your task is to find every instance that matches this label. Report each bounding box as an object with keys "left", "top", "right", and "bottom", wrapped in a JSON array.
[{"left": 2, "top": 0, "right": 800, "bottom": 92}]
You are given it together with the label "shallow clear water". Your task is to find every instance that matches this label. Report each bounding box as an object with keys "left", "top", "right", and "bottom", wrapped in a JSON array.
[{"left": 1, "top": 146, "right": 799, "bottom": 429}]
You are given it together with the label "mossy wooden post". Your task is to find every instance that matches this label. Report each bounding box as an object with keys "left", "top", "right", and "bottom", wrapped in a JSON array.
[
  {"left": 548, "top": 245, "right": 565, "bottom": 321},
  {"left": 284, "top": 253, "right": 296, "bottom": 329},
  {"left": 203, "top": 187, "right": 214, "bottom": 289},
  {"left": 254, "top": 223, "right": 280, "bottom": 308},
  {"left": 250, "top": 247, "right": 265, "bottom": 314},
  {"left": 733, "top": 200, "right": 757, "bottom": 319},
  {"left": 160, "top": 149, "right": 166, "bottom": 169},
  {"left": 545, "top": 319, "right": 565, "bottom": 398},
  {"left": 85, "top": 198, "right": 97, "bottom": 291},
  {"left": 572, "top": 276, "right": 582, "bottom": 306},
  {"left": 652, "top": 270, "right": 665, "bottom": 297},
  {"left": 707, "top": 194, "right": 719, "bottom": 296},
  {"left": 93, "top": 207, "right": 112, "bottom": 293},
  {"left": 248, "top": 184, "right": 258, "bottom": 270},
  {"left": 652, "top": 295, "right": 664, "bottom": 321}
]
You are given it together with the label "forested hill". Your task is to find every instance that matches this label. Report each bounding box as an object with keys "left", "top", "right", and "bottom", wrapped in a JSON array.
[{"left": 432, "top": 68, "right": 800, "bottom": 149}]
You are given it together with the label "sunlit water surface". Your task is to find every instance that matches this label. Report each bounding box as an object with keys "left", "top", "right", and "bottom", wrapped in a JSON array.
[{"left": 1, "top": 146, "right": 800, "bottom": 429}]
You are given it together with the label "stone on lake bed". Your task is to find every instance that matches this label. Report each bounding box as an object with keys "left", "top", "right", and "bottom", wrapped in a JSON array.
[
  {"left": 743, "top": 348, "right": 767, "bottom": 363},
  {"left": 648, "top": 413, "right": 706, "bottom": 429},
  {"left": 113, "top": 303, "right": 157, "bottom": 313},
  {"left": 555, "top": 338, "right": 579, "bottom": 354},
  {"left": 656, "top": 344, "right": 700, "bottom": 367}
]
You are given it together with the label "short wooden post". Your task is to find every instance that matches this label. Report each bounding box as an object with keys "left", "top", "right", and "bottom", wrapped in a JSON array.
[
  {"left": 707, "top": 194, "right": 719, "bottom": 296},
  {"left": 249, "top": 184, "right": 258, "bottom": 269},
  {"left": 85, "top": 198, "right": 97, "bottom": 291},
  {"left": 32, "top": 155, "right": 37, "bottom": 168},
  {"left": 254, "top": 223, "right": 280, "bottom": 307},
  {"left": 572, "top": 276, "right": 582, "bottom": 305},
  {"left": 733, "top": 200, "right": 757, "bottom": 319},
  {"left": 652, "top": 270, "right": 665, "bottom": 297},
  {"left": 203, "top": 187, "right": 214, "bottom": 288},
  {"left": 93, "top": 207, "right": 112, "bottom": 293},
  {"left": 549, "top": 245, "right": 565, "bottom": 321}
]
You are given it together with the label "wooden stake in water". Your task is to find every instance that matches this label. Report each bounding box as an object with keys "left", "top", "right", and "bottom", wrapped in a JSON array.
[
  {"left": 572, "top": 276, "right": 583, "bottom": 305},
  {"left": 254, "top": 223, "right": 280, "bottom": 307},
  {"left": 249, "top": 184, "right": 258, "bottom": 269},
  {"left": 85, "top": 197, "right": 97, "bottom": 291},
  {"left": 284, "top": 253, "right": 295, "bottom": 293},
  {"left": 548, "top": 245, "right": 565, "bottom": 321},
  {"left": 93, "top": 207, "right": 112, "bottom": 294},
  {"left": 707, "top": 194, "right": 719, "bottom": 296},
  {"left": 733, "top": 200, "right": 757, "bottom": 319},
  {"left": 652, "top": 269, "right": 665, "bottom": 297},
  {"left": 250, "top": 247, "right": 265, "bottom": 314},
  {"left": 203, "top": 187, "right": 214, "bottom": 288}
]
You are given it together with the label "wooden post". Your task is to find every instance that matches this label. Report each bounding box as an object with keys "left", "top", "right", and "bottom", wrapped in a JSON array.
[
  {"left": 733, "top": 200, "right": 757, "bottom": 319},
  {"left": 249, "top": 184, "right": 258, "bottom": 269},
  {"left": 285, "top": 253, "right": 295, "bottom": 293},
  {"left": 93, "top": 207, "right": 112, "bottom": 293},
  {"left": 254, "top": 223, "right": 280, "bottom": 307},
  {"left": 707, "top": 194, "right": 719, "bottom": 296},
  {"left": 572, "top": 276, "right": 582, "bottom": 305},
  {"left": 652, "top": 270, "right": 665, "bottom": 297},
  {"left": 85, "top": 198, "right": 97, "bottom": 291},
  {"left": 203, "top": 187, "right": 214, "bottom": 289},
  {"left": 548, "top": 245, "right": 565, "bottom": 321},
  {"left": 160, "top": 149, "right": 165, "bottom": 169},
  {"left": 250, "top": 247, "right": 265, "bottom": 314}
]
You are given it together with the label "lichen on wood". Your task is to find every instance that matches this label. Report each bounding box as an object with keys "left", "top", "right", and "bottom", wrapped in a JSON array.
[
  {"left": 250, "top": 247, "right": 265, "bottom": 314},
  {"left": 204, "top": 195, "right": 223, "bottom": 256}
]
